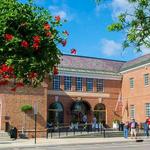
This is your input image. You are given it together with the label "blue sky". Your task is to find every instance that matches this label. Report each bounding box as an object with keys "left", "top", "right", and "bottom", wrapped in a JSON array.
[{"left": 19, "top": 0, "right": 150, "bottom": 61}]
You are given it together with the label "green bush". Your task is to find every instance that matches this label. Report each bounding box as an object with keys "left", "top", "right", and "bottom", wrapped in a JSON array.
[{"left": 21, "top": 105, "right": 32, "bottom": 112}]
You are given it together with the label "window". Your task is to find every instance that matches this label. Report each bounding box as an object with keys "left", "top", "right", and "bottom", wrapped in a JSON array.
[
  {"left": 53, "top": 76, "right": 60, "bottom": 90},
  {"left": 97, "top": 79, "right": 104, "bottom": 92},
  {"left": 144, "top": 74, "right": 149, "bottom": 86},
  {"left": 76, "top": 77, "right": 82, "bottom": 91},
  {"left": 130, "top": 105, "right": 135, "bottom": 119},
  {"left": 64, "top": 76, "right": 72, "bottom": 91},
  {"left": 129, "top": 78, "right": 134, "bottom": 89},
  {"left": 145, "top": 103, "right": 150, "bottom": 117},
  {"left": 86, "top": 78, "right": 93, "bottom": 92}
]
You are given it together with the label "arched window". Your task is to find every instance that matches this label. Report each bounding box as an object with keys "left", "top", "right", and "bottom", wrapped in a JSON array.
[
  {"left": 94, "top": 103, "right": 106, "bottom": 125},
  {"left": 48, "top": 102, "right": 64, "bottom": 125}
]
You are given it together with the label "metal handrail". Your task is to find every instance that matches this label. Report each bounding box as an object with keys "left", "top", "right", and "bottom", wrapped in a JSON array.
[{"left": 46, "top": 123, "right": 106, "bottom": 139}]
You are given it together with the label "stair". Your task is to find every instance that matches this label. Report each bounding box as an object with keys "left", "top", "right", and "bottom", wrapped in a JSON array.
[{"left": 0, "top": 131, "right": 12, "bottom": 141}]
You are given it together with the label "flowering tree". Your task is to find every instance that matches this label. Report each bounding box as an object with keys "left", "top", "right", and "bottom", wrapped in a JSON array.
[{"left": 0, "top": 0, "right": 68, "bottom": 90}]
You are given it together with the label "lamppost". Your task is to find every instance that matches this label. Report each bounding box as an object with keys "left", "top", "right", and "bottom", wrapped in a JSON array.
[{"left": 34, "top": 102, "right": 38, "bottom": 144}]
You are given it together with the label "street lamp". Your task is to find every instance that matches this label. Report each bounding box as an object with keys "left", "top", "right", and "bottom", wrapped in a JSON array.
[{"left": 34, "top": 102, "right": 38, "bottom": 144}]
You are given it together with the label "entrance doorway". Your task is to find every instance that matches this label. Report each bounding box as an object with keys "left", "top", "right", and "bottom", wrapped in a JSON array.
[
  {"left": 71, "top": 100, "right": 91, "bottom": 123},
  {"left": 94, "top": 103, "right": 106, "bottom": 125}
]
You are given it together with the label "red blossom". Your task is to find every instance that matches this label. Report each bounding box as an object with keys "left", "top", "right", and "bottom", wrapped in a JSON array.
[
  {"left": 46, "top": 32, "right": 52, "bottom": 37},
  {"left": 71, "top": 49, "right": 77, "bottom": 55},
  {"left": 1, "top": 64, "right": 9, "bottom": 72},
  {"left": 44, "top": 23, "right": 50, "bottom": 30},
  {"left": 21, "top": 40, "right": 29, "bottom": 48},
  {"left": 55, "top": 16, "right": 61, "bottom": 22},
  {"left": 1, "top": 64, "right": 14, "bottom": 73},
  {"left": 4, "top": 34, "right": 14, "bottom": 41},
  {"left": 61, "top": 40, "right": 67, "bottom": 47},
  {"left": 8, "top": 67, "right": 14, "bottom": 73},
  {"left": 53, "top": 66, "right": 58, "bottom": 75},
  {"left": 3, "top": 74, "right": 10, "bottom": 79},
  {"left": 33, "top": 43, "right": 39, "bottom": 50},
  {"left": 63, "top": 30, "right": 69, "bottom": 36},
  {"left": 33, "top": 36, "right": 40, "bottom": 43}
]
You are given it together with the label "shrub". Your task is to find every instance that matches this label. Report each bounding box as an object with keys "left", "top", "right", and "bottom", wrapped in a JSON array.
[{"left": 21, "top": 105, "right": 32, "bottom": 112}]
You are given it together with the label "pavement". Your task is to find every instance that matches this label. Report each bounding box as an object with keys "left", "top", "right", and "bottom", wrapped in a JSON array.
[{"left": 0, "top": 136, "right": 150, "bottom": 149}]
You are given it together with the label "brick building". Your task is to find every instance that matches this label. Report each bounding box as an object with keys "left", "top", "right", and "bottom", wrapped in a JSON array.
[
  {"left": 1, "top": 54, "right": 150, "bottom": 137},
  {"left": 121, "top": 54, "right": 150, "bottom": 123}
]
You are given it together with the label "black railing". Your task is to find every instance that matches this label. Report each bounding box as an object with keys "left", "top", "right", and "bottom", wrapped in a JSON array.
[{"left": 46, "top": 123, "right": 106, "bottom": 139}]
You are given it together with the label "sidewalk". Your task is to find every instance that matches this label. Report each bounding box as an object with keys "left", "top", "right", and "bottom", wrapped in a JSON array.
[{"left": 0, "top": 137, "right": 150, "bottom": 149}]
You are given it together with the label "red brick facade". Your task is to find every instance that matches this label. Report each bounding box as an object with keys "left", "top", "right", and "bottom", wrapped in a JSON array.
[
  {"left": 0, "top": 85, "right": 48, "bottom": 138},
  {"left": 48, "top": 77, "right": 122, "bottom": 126},
  {"left": 0, "top": 77, "right": 122, "bottom": 137},
  {"left": 122, "top": 66, "right": 150, "bottom": 123}
]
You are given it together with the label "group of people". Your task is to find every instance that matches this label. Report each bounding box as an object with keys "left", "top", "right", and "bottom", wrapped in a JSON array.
[
  {"left": 70, "top": 114, "right": 104, "bottom": 130},
  {"left": 123, "top": 118, "right": 150, "bottom": 139}
]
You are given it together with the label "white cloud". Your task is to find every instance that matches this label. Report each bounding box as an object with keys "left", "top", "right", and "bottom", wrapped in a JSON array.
[
  {"left": 94, "top": 2, "right": 108, "bottom": 16},
  {"left": 111, "top": 0, "right": 135, "bottom": 20},
  {"left": 141, "top": 46, "right": 150, "bottom": 55},
  {"left": 48, "top": 5, "right": 73, "bottom": 21},
  {"left": 101, "top": 39, "right": 122, "bottom": 56}
]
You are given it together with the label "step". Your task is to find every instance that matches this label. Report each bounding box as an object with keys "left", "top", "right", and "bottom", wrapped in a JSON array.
[{"left": 0, "top": 131, "right": 11, "bottom": 141}]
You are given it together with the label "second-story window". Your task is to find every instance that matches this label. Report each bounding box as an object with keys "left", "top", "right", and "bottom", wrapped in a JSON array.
[
  {"left": 53, "top": 76, "right": 60, "bottom": 90},
  {"left": 144, "top": 73, "right": 149, "bottom": 86},
  {"left": 64, "top": 76, "right": 72, "bottom": 91},
  {"left": 86, "top": 78, "right": 93, "bottom": 92},
  {"left": 76, "top": 77, "right": 82, "bottom": 91},
  {"left": 129, "top": 78, "right": 134, "bottom": 89},
  {"left": 145, "top": 103, "right": 150, "bottom": 117},
  {"left": 130, "top": 105, "right": 135, "bottom": 119},
  {"left": 97, "top": 79, "right": 104, "bottom": 92}
]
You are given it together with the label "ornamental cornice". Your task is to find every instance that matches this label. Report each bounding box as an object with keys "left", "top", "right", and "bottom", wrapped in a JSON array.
[{"left": 48, "top": 90, "right": 110, "bottom": 98}]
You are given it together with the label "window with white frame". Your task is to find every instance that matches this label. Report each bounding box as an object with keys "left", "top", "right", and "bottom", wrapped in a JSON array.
[
  {"left": 86, "top": 78, "right": 93, "bottom": 92},
  {"left": 144, "top": 74, "right": 149, "bottom": 86},
  {"left": 64, "top": 76, "right": 72, "bottom": 91},
  {"left": 53, "top": 76, "right": 60, "bottom": 90},
  {"left": 76, "top": 77, "right": 82, "bottom": 91},
  {"left": 97, "top": 79, "right": 104, "bottom": 92},
  {"left": 130, "top": 105, "right": 135, "bottom": 119},
  {"left": 145, "top": 103, "right": 150, "bottom": 117},
  {"left": 129, "top": 78, "right": 134, "bottom": 89}
]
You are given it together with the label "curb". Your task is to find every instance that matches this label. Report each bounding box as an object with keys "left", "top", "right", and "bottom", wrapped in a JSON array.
[{"left": 0, "top": 138, "right": 149, "bottom": 149}]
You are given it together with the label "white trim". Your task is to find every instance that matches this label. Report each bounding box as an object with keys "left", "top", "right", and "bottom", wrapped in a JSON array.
[
  {"left": 48, "top": 90, "right": 110, "bottom": 98},
  {"left": 120, "top": 63, "right": 150, "bottom": 74}
]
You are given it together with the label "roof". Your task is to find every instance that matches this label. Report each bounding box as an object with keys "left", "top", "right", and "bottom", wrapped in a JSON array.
[
  {"left": 59, "top": 54, "right": 125, "bottom": 73},
  {"left": 120, "top": 54, "right": 150, "bottom": 72}
]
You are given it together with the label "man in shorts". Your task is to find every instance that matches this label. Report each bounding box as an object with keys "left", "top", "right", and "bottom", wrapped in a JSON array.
[{"left": 130, "top": 118, "right": 138, "bottom": 139}]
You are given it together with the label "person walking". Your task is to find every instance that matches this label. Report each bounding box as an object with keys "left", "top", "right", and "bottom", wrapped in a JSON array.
[
  {"left": 92, "top": 116, "right": 97, "bottom": 130},
  {"left": 82, "top": 114, "right": 87, "bottom": 130},
  {"left": 123, "top": 121, "right": 129, "bottom": 138},
  {"left": 130, "top": 118, "right": 138, "bottom": 139},
  {"left": 143, "top": 119, "right": 149, "bottom": 138}
]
